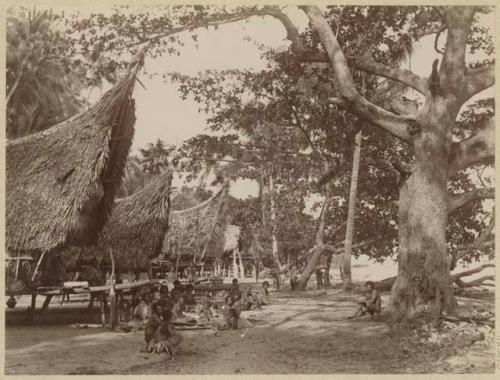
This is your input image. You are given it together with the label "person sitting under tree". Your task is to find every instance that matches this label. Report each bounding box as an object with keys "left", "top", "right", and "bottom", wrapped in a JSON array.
[
  {"left": 241, "top": 285, "right": 261, "bottom": 311},
  {"left": 352, "top": 281, "right": 382, "bottom": 319}
]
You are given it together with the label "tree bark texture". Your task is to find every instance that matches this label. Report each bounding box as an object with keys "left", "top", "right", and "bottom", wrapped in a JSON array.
[{"left": 341, "top": 130, "right": 362, "bottom": 290}]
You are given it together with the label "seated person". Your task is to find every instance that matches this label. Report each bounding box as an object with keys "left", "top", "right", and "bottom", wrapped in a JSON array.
[
  {"left": 170, "top": 280, "right": 184, "bottom": 303},
  {"left": 146, "top": 307, "right": 183, "bottom": 358},
  {"left": 258, "top": 281, "right": 270, "bottom": 305},
  {"left": 223, "top": 295, "right": 241, "bottom": 329},
  {"left": 159, "top": 285, "right": 174, "bottom": 309},
  {"left": 210, "top": 296, "right": 252, "bottom": 331},
  {"left": 144, "top": 301, "right": 163, "bottom": 349},
  {"left": 172, "top": 296, "right": 186, "bottom": 320},
  {"left": 241, "top": 286, "right": 261, "bottom": 311},
  {"left": 119, "top": 298, "right": 132, "bottom": 322},
  {"left": 133, "top": 292, "right": 153, "bottom": 323},
  {"left": 228, "top": 278, "right": 242, "bottom": 301},
  {"left": 353, "top": 281, "right": 382, "bottom": 318},
  {"left": 183, "top": 284, "right": 196, "bottom": 310}
]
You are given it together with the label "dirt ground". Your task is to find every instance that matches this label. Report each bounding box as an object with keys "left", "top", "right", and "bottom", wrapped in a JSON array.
[{"left": 4, "top": 289, "right": 495, "bottom": 375}]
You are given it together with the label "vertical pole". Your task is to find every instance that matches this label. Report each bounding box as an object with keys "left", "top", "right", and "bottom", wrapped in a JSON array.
[
  {"left": 109, "top": 249, "right": 117, "bottom": 330},
  {"left": 30, "top": 293, "right": 37, "bottom": 312},
  {"left": 237, "top": 248, "right": 245, "bottom": 279},
  {"left": 100, "top": 294, "right": 106, "bottom": 326},
  {"left": 342, "top": 130, "right": 362, "bottom": 290},
  {"left": 232, "top": 249, "right": 237, "bottom": 279}
]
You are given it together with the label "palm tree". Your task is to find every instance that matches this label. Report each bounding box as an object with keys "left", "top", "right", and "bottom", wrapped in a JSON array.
[
  {"left": 118, "top": 156, "right": 152, "bottom": 198},
  {"left": 6, "top": 7, "right": 86, "bottom": 139},
  {"left": 340, "top": 130, "right": 362, "bottom": 290}
]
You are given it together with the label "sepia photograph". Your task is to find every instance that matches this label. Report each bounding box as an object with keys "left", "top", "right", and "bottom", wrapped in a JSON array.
[{"left": 3, "top": 2, "right": 497, "bottom": 375}]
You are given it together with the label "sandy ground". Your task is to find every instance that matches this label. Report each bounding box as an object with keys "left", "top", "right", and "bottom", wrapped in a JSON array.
[{"left": 4, "top": 289, "right": 495, "bottom": 375}]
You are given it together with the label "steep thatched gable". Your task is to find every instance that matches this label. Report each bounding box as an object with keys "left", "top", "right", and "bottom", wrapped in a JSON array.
[
  {"left": 6, "top": 66, "right": 140, "bottom": 253},
  {"left": 224, "top": 225, "right": 241, "bottom": 252},
  {"left": 82, "top": 168, "right": 174, "bottom": 270},
  {"left": 164, "top": 184, "right": 229, "bottom": 263}
]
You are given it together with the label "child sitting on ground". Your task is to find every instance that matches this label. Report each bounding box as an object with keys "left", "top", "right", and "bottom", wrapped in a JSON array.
[{"left": 241, "top": 286, "right": 261, "bottom": 311}]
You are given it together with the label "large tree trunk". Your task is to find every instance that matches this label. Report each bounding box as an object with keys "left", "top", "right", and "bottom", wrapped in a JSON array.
[
  {"left": 269, "top": 170, "right": 283, "bottom": 289},
  {"left": 340, "top": 130, "right": 362, "bottom": 290},
  {"left": 389, "top": 126, "right": 456, "bottom": 322},
  {"left": 295, "top": 197, "right": 330, "bottom": 290},
  {"left": 323, "top": 251, "right": 332, "bottom": 287}
]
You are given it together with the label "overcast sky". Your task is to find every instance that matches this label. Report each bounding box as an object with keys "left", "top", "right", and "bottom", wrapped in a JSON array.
[{"left": 72, "top": 5, "right": 493, "bottom": 200}]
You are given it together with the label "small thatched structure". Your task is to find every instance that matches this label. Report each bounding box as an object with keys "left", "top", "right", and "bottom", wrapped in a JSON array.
[
  {"left": 223, "top": 225, "right": 241, "bottom": 253},
  {"left": 164, "top": 184, "right": 229, "bottom": 268},
  {"left": 6, "top": 56, "right": 144, "bottom": 255},
  {"left": 70, "top": 167, "right": 174, "bottom": 271}
]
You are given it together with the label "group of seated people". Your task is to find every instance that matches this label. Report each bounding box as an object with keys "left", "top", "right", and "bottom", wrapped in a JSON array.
[
  {"left": 118, "top": 279, "right": 271, "bottom": 356},
  {"left": 214, "top": 279, "right": 271, "bottom": 331}
]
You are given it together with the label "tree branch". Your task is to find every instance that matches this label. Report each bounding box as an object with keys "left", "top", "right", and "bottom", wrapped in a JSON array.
[
  {"left": 440, "top": 6, "right": 476, "bottom": 95},
  {"left": 300, "top": 52, "right": 429, "bottom": 97},
  {"left": 451, "top": 263, "right": 494, "bottom": 281},
  {"left": 464, "top": 63, "right": 495, "bottom": 100},
  {"left": 300, "top": 6, "right": 421, "bottom": 143},
  {"left": 354, "top": 60, "right": 430, "bottom": 97},
  {"left": 448, "top": 187, "right": 494, "bottom": 212},
  {"left": 264, "top": 7, "right": 429, "bottom": 96},
  {"left": 448, "top": 118, "right": 495, "bottom": 174},
  {"left": 411, "top": 22, "right": 447, "bottom": 41},
  {"left": 455, "top": 275, "right": 494, "bottom": 288},
  {"left": 454, "top": 214, "right": 495, "bottom": 260}
]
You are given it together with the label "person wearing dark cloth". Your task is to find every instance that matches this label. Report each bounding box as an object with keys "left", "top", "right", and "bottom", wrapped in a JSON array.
[
  {"left": 183, "top": 283, "right": 196, "bottom": 311},
  {"left": 144, "top": 301, "right": 163, "bottom": 350},
  {"left": 159, "top": 285, "right": 173, "bottom": 309},
  {"left": 353, "top": 281, "right": 382, "bottom": 318},
  {"left": 171, "top": 280, "right": 184, "bottom": 303},
  {"left": 228, "top": 278, "right": 242, "bottom": 301},
  {"left": 223, "top": 295, "right": 241, "bottom": 330},
  {"left": 241, "top": 285, "right": 261, "bottom": 311},
  {"left": 186, "top": 265, "right": 196, "bottom": 283},
  {"left": 146, "top": 307, "right": 182, "bottom": 357},
  {"left": 258, "top": 281, "right": 270, "bottom": 305}
]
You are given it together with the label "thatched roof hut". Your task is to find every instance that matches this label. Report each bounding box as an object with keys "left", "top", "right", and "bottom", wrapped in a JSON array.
[
  {"left": 70, "top": 167, "right": 174, "bottom": 271},
  {"left": 6, "top": 55, "right": 144, "bottom": 254},
  {"left": 164, "top": 184, "right": 229, "bottom": 265},
  {"left": 223, "top": 225, "right": 241, "bottom": 252}
]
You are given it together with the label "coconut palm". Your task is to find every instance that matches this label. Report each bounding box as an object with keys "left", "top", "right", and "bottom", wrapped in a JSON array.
[{"left": 6, "top": 7, "right": 86, "bottom": 138}]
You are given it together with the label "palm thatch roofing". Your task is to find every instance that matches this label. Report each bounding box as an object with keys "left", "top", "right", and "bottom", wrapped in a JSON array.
[
  {"left": 223, "top": 225, "right": 241, "bottom": 252},
  {"left": 66, "top": 167, "right": 174, "bottom": 271},
  {"left": 163, "top": 184, "right": 229, "bottom": 264},
  {"left": 6, "top": 57, "right": 144, "bottom": 254}
]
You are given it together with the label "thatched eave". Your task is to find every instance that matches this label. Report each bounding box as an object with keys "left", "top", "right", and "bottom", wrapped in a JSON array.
[{"left": 6, "top": 60, "right": 144, "bottom": 253}]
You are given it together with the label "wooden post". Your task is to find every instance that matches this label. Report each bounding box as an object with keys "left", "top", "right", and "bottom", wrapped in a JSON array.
[
  {"left": 237, "top": 248, "right": 245, "bottom": 279},
  {"left": 100, "top": 294, "right": 106, "bottom": 326},
  {"left": 30, "top": 293, "right": 37, "bottom": 312},
  {"left": 15, "top": 252, "right": 21, "bottom": 280},
  {"left": 108, "top": 249, "right": 118, "bottom": 330},
  {"left": 232, "top": 249, "right": 237, "bottom": 279},
  {"left": 31, "top": 251, "right": 47, "bottom": 282},
  {"left": 41, "top": 295, "right": 53, "bottom": 313}
]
